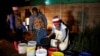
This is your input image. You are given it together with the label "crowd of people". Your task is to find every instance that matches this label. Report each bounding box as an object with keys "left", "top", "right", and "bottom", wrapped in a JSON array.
[{"left": 5, "top": 6, "right": 78, "bottom": 51}]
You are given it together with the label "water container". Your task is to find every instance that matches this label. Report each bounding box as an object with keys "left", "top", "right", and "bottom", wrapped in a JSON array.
[
  {"left": 79, "top": 51, "right": 91, "bottom": 56},
  {"left": 36, "top": 48, "right": 47, "bottom": 56},
  {"left": 27, "top": 41, "right": 37, "bottom": 56},
  {"left": 51, "top": 39, "right": 58, "bottom": 47},
  {"left": 48, "top": 47, "right": 58, "bottom": 56},
  {"left": 52, "top": 52, "right": 64, "bottom": 56},
  {"left": 18, "top": 43, "right": 27, "bottom": 54},
  {"left": 28, "top": 41, "right": 37, "bottom": 46},
  {"left": 27, "top": 45, "right": 36, "bottom": 56}
]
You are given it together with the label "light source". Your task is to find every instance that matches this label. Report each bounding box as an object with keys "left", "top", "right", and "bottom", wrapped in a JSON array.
[
  {"left": 45, "top": 0, "right": 50, "bottom": 5},
  {"left": 25, "top": 17, "right": 30, "bottom": 31}
]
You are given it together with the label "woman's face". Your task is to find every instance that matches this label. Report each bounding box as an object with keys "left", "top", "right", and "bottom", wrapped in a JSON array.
[
  {"left": 32, "top": 11, "right": 37, "bottom": 16},
  {"left": 54, "top": 22, "right": 61, "bottom": 30},
  {"left": 33, "top": 17, "right": 44, "bottom": 30}
]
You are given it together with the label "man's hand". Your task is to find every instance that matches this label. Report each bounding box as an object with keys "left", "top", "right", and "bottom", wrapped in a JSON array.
[{"left": 56, "top": 39, "right": 61, "bottom": 47}]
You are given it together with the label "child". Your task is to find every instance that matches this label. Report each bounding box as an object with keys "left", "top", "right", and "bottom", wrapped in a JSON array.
[{"left": 30, "top": 17, "right": 47, "bottom": 45}]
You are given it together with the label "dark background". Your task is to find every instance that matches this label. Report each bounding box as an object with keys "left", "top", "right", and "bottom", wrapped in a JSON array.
[{"left": 0, "top": 0, "right": 29, "bottom": 38}]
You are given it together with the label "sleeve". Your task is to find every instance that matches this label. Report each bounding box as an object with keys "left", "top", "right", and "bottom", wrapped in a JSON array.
[
  {"left": 41, "top": 14, "right": 47, "bottom": 28},
  {"left": 29, "top": 16, "right": 33, "bottom": 31},
  {"left": 9, "top": 14, "right": 14, "bottom": 30}
]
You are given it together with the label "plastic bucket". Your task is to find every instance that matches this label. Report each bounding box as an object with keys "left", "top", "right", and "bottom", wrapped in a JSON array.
[
  {"left": 48, "top": 47, "right": 58, "bottom": 56},
  {"left": 51, "top": 39, "right": 58, "bottom": 47},
  {"left": 28, "top": 41, "right": 37, "bottom": 46},
  {"left": 18, "top": 43, "right": 27, "bottom": 54},
  {"left": 27, "top": 41, "right": 37, "bottom": 56},
  {"left": 36, "top": 48, "right": 47, "bottom": 56},
  {"left": 27, "top": 45, "right": 36, "bottom": 56},
  {"left": 64, "top": 50, "right": 79, "bottom": 56},
  {"left": 52, "top": 52, "right": 64, "bottom": 56},
  {"left": 79, "top": 52, "right": 91, "bottom": 56}
]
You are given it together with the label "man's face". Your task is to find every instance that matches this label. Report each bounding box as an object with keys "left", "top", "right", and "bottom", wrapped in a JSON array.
[
  {"left": 13, "top": 10, "right": 19, "bottom": 15},
  {"left": 53, "top": 22, "right": 61, "bottom": 29}
]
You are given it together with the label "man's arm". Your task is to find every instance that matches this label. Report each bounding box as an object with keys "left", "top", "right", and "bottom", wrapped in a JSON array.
[
  {"left": 47, "top": 28, "right": 54, "bottom": 38},
  {"left": 9, "top": 14, "right": 14, "bottom": 30}
]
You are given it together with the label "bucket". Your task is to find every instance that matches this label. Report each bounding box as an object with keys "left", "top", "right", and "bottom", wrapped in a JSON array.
[
  {"left": 48, "top": 47, "right": 58, "bottom": 56},
  {"left": 27, "top": 45, "right": 36, "bottom": 56},
  {"left": 27, "top": 41, "right": 37, "bottom": 56},
  {"left": 64, "top": 51, "right": 75, "bottom": 56},
  {"left": 36, "top": 48, "right": 47, "bottom": 56},
  {"left": 79, "top": 52, "right": 91, "bottom": 56},
  {"left": 52, "top": 52, "right": 64, "bottom": 56},
  {"left": 64, "top": 50, "right": 79, "bottom": 56},
  {"left": 18, "top": 43, "right": 27, "bottom": 54},
  {"left": 51, "top": 39, "right": 58, "bottom": 47},
  {"left": 28, "top": 41, "right": 37, "bottom": 46}
]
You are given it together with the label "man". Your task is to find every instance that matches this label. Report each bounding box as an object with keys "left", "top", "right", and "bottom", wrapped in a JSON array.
[
  {"left": 8, "top": 6, "right": 26, "bottom": 51},
  {"left": 47, "top": 16, "right": 70, "bottom": 51}
]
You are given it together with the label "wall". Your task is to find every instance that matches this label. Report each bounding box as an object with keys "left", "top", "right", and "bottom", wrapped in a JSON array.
[{"left": 19, "top": 2, "right": 100, "bottom": 31}]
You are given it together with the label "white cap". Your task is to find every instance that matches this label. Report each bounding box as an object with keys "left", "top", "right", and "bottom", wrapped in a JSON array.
[{"left": 12, "top": 6, "right": 18, "bottom": 10}]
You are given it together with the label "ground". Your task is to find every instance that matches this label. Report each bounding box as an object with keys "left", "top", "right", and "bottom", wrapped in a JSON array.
[{"left": 0, "top": 39, "right": 26, "bottom": 56}]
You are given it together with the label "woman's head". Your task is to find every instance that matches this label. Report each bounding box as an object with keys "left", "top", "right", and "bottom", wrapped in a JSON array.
[
  {"left": 32, "top": 7, "right": 39, "bottom": 16},
  {"left": 33, "top": 17, "right": 44, "bottom": 29}
]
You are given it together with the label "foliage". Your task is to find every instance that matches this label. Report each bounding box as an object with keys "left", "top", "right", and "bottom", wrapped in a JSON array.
[{"left": 69, "top": 23, "right": 100, "bottom": 55}]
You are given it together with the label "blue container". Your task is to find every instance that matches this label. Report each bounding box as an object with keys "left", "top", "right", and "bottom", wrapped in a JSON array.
[
  {"left": 64, "top": 51, "right": 74, "bottom": 56},
  {"left": 64, "top": 50, "right": 79, "bottom": 56},
  {"left": 79, "top": 52, "right": 91, "bottom": 56}
]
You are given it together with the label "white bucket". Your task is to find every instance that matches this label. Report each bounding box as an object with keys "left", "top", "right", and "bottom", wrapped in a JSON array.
[
  {"left": 36, "top": 48, "right": 47, "bottom": 56},
  {"left": 51, "top": 39, "right": 58, "bottom": 47},
  {"left": 27, "top": 41, "right": 36, "bottom": 56},
  {"left": 27, "top": 45, "right": 36, "bottom": 56},
  {"left": 18, "top": 43, "right": 27, "bottom": 54},
  {"left": 28, "top": 41, "right": 37, "bottom": 46}
]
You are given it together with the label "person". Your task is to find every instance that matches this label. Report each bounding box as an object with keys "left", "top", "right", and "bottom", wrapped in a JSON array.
[
  {"left": 29, "top": 7, "right": 47, "bottom": 31},
  {"left": 29, "top": 17, "right": 47, "bottom": 45},
  {"left": 47, "top": 16, "right": 70, "bottom": 51},
  {"left": 7, "top": 6, "right": 27, "bottom": 51}
]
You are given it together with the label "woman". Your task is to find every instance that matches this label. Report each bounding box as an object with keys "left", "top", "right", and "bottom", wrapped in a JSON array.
[{"left": 30, "top": 17, "right": 47, "bottom": 45}]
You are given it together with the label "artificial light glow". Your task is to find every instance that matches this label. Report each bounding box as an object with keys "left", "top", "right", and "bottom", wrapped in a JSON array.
[
  {"left": 25, "top": 17, "right": 29, "bottom": 25},
  {"left": 45, "top": 0, "right": 50, "bottom": 5}
]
